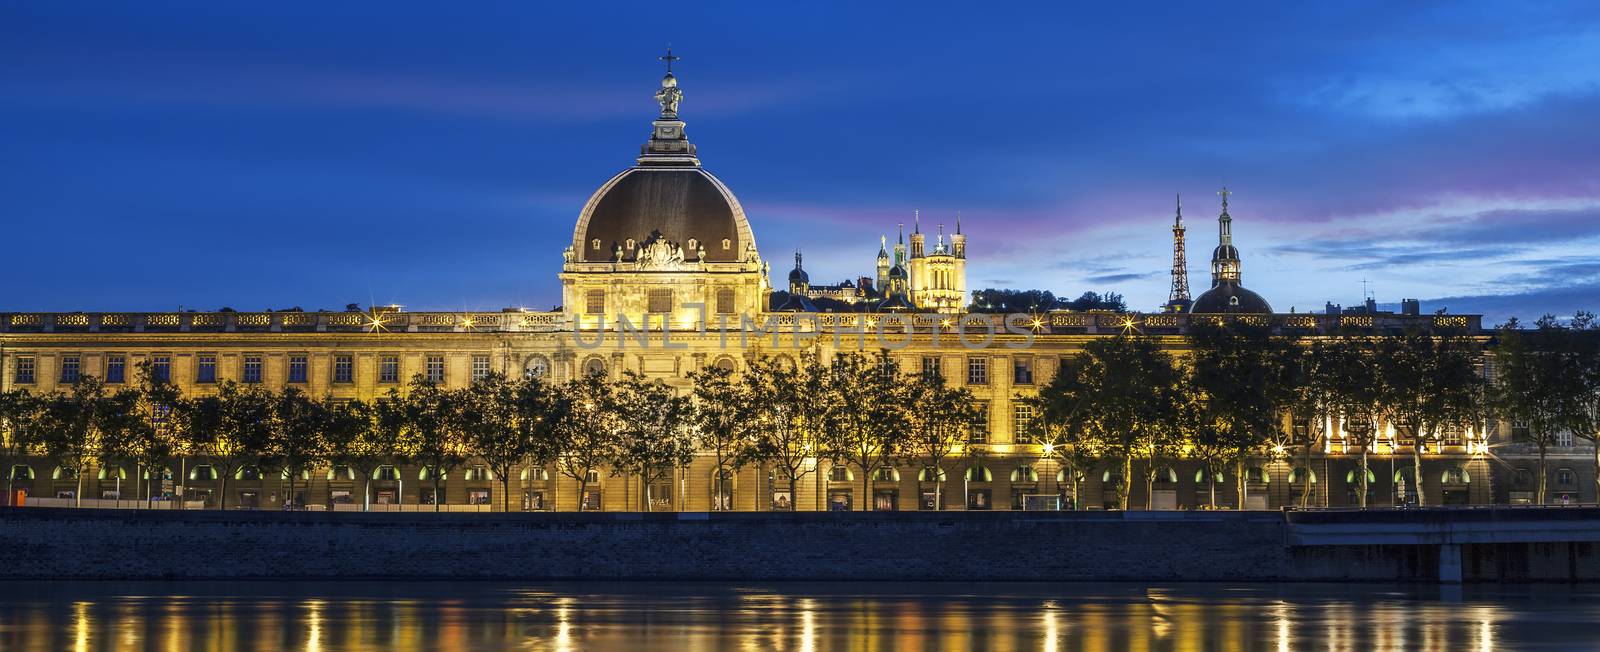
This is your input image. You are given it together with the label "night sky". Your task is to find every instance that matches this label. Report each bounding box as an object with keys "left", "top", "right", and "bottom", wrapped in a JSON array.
[{"left": 4, "top": 2, "right": 1598, "bottom": 324}]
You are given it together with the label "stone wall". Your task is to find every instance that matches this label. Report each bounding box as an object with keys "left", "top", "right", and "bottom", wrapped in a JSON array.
[{"left": 0, "top": 508, "right": 1594, "bottom": 582}]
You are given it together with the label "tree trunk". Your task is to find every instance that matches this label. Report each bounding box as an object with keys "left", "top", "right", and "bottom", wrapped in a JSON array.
[
  {"left": 1359, "top": 450, "right": 1370, "bottom": 508},
  {"left": 502, "top": 477, "right": 511, "bottom": 513},
  {"left": 1537, "top": 442, "right": 1548, "bottom": 505},
  {"left": 433, "top": 473, "right": 441, "bottom": 513},
  {"left": 576, "top": 476, "right": 588, "bottom": 512},
  {"left": 1300, "top": 445, "right": 1314, "bottom": 508},
  {"left": 861, "top": 465, "right": 871, "bottom": 511},
  {"left": 75, "top": 468, "right": 83, "bottom": 507},
  {"left": 788, "top": 476, "right": 798, "bottom": 512},
  {"left": 1411, "top": 436, "right": 1426, "bottom": 507},
  {"left": 1119, "top": 456, "right": 1131, "bottom": 510},
  {"left": 1235, "top": 459, "right": 1245, "bottom": 510},
  {"left": 1144, "top": 472, "right": 1154, "bottom": 511},
  {"left": 220, "top": 475, "right": 230, "bottom": 511}
]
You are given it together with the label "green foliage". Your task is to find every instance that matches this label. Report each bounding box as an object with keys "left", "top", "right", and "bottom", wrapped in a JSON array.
[{"left": 1492, "top": 316, "right": 1600, "bottom": 504}]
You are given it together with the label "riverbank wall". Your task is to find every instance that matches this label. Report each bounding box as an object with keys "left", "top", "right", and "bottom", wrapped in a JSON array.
[{"left": 1, "top": 508, "right": 1595, "bottom": 582}]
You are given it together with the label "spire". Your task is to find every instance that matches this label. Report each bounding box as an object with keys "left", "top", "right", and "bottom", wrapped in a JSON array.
[
  {"left": 1216, "top": 186, "right": 1234, "bottom": 248},
  {"left": 794, "top": 249, "right": 803, "bottom": 270},
  {"left": 955, "top": 211, "right": 962, "bottom": 235},
  {"left": 1210, "top": 186, "right": 1241, "bottom": 286},
  {"left": 639, "top": 50, "right": 698, "bottom": 166},
  {"left": 878, "top": 235, "right": 889, "bottom": 259},
  {"left": 1167, "top": 193, "right": 1191, "bottom": 311},
  {"left": 897, "top": 222, "right": 904, "bottom": 245},
  {"left": 914, "top": 209, "right": 921, "bottom": 234}
]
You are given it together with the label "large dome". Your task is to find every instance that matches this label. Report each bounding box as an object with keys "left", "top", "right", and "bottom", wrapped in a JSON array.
[
  {"left": 1191, "top": 282, "right": 1273, "bottom": 313},
  {"left": 571, "top": 167, "right": 753, "bottom": 263}
]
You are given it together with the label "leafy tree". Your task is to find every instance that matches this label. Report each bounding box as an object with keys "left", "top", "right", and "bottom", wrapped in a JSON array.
[
  {"left": 1047, "top": 336, "right": 1181, "bottom": 509},
  {"left": 1060, "top": 291, "right": 1127, "bottom": 312},
  {"left": 1492, "top": 318, "right": 1600, "bottom": 504},
  {"left": 266, "top": 387, "right": 329, "bottom": 508},
  {"left": 905, "top": 370, "right": 978, "bottom": 510},
  {"left": 1374, "top": 327, "right": 1483, "bottom": 506},
  {"left": 0, "top": 389, "right": 43, "bottom": 505},
  {"left": 688, "top": 364, "right": 751, "bottom": 510},
  {"left": 738, "top": 353, "right": 829, "bottom": 510},
  {"left": 612, "top": 371, "right": 695, "bottom": 511},
  {"left": 554, "top": 371, "right": 622, "bottom": 511},
  {"left": 1189, "top": 323, "right": 1296, "bottom": 509},
  {"left": 969, "top": 289, "right": 1057, "bottom": 313},
  {"left": 182, "top": 381, "right": 273, "bottom": 510},
  {"left": 822, "top": 351, "right": 910, "bottom": 510},
  {"left": 458, "top": 373, "right": 567, "bottom": 513},
  {"left": 1319, "top": 335, "right": 1384, "bottom": 507},
  {"left": 381, "top": 377, "right": 465, "bottom": 512},
  {"left": 38, "top": 377, "right": 107, "bottom": 507},
  {"left": 323, "top": 398, "right": 395, "bottom": 510}
]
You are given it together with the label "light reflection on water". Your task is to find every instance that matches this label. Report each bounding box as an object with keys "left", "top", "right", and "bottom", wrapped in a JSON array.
[{"left": 2, "top": 582, "right": 1598, "bottom": 651}]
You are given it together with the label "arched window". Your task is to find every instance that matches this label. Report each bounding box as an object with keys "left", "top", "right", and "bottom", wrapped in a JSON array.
[
  {"left": 327, "top": 466, "right": 357, "bottom": 481},
  {"left": 524, "top": 356, "right": 550, "bottom": 379},
  {"left": 373, "top": 466, "right": 400, "bottom": 481},
  {"left": 51, "top": 466, "right": 77, "bottom": 480},
  {"left": 1288, "top": 467, "right": 1317, "bottom": 484},
  {"left": 583, "top": 357, "right": 607, "bottom": 376},
  {"left": 872, "top": 467, "right": 899, "bottom": 482},
  {"left": 584, "top": 469, "right": 602, "bottom": 483},
  {"left": 1102, "top": 469, "right": 1124, "bottom": 484},
  {"left": 966, "top": 466, "right": 993, "bottom": 482},
  {"left": 1346, "top": 468, "right": 1377, "bottom": 484},
  {"left": 520, "top": 467, "right": 549, "bottom": 481},
  {"left": 1152, "top": 467, "right": 1178, "bottom": 484},
  {"left": 1195, "top": 468, "right": 1225, "bottom": 484},
  {"left": 9, "top": 465, "right": 34, "bottom": 481},
  {"left": 142, "top": 467, "right": 173, "bottom": 481},
  {"left": 235, "top": 466, "right": 263, "bottom": 481},
  {"left": 281, "top": 469, "right": 310, "bottom": 481},
  {"left": 188, "top": 465, "right": 218, "bottom": 481},
  {"left": 1441, "top": 467, "right": 1470, "bottom": 485},
  {"left": 464, "top": 466, "right": 493, "bottom": 481},
  {"left": 1246, "top": 467, "right": 1270, "bottom": 484},
  {"left": 918, "top": 467, "right": 946, "bottom": 482},
  {"left": 1011, "top": 465, "right": 1039, "bottom": 482},
  {"left": 97, "top": 467, "right": 128, "bottom": 480},
  {"left": 829, "top": 466, "right": 854, "bottom": 482},
  {"left": 419, "top": 468, "right": 447, "bottom": 481}
]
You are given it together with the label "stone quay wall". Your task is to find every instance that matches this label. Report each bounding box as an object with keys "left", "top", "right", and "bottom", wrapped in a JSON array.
[{"left": 0, "top": 508, "right": 1594, "bottom": 582}]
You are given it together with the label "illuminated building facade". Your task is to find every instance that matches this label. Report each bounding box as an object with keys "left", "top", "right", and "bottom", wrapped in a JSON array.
[{"left": 1, "top": 66, "right": 1591, "bottom": 512}]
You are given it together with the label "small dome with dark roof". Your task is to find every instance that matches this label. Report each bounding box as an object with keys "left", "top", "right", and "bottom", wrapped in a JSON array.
[
  {"left": 1191, "top": 282, "right": 1272, "bottom": 313},
  {"left": 572, "top": 168, "right": 751, "bottom": 263}
]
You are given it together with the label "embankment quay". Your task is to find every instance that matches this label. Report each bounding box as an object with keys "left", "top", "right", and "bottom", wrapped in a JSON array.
[{"left": 2, "top": 507, "right": 1597, "bottom": 583}]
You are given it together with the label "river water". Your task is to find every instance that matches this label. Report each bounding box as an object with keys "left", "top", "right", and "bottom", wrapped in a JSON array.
[{"left": 1, "top": 581, "right": 1596, "bottom": 651}]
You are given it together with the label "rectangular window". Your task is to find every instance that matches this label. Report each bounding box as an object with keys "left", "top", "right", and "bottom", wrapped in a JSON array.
[
  {"left": 333, "top": 355, "right": 354, "bottom": 384},
  {"left": 379, "top": 355, "right": 400, "bottom": 383},
  {"left": 105, "top": 355, "right": 126, "bottom": 384},
  {"left": 1013, "top": 404, "right": 1037, "bottom": 444},
  {"left": 242, "top": 355, "right": 263, "bottom": 384},
  {"left": 196, "top": 354, "right": 217, "bottom": 384},
  {"left": 647, "top": 289, "right": 673, "bottom": 313},
  {"left": 288, "top": 355, "right": 308, "bottom": 383},
  {"left": 426, "top": 355, "right": 445, "bottom": 384},
  {"left": 471, "top": 355, "right": 491, "bottom": 381},
  {"left": 14, "top": 356, "right": 35, "bottom": 384},
  {"left": 715, "top": 288, "right": 735, "bottom": 314},
  {"left": 921, "top": 356, "right": 941, "bottom": 379},
  {"left": 967, "top": 356, "right": 988, "bottom": 385},
  {"left": 1556, "top": 431, "right": 1574, "bottom": 447},
  {"left": 59, "top": 355, "right": 81, "bottom": 384},
  {"left": 151, "top": 355, "right": 171, "bottom": 383},
  {"left": 969, "top": 403, "right": 990, "bottom": 444},
  {"left": 585, "top": 290, "right": 605, "bottom": 314},
  {"left": 1013, "top": 357, "right": 1034, "bottom": 385},
  {"left": 1510, "top": 420, "right": 1529, "bottom": 441}
]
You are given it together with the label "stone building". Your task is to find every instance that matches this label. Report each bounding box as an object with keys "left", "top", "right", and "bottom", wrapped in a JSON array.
[{"left": 0, "top": 65, "right": 1590, "bottom": 512}]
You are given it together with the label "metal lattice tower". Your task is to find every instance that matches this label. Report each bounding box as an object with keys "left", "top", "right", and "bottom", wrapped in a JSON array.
[{"left": 1167, "top": 194, "right": 1191, "bottom": 309}]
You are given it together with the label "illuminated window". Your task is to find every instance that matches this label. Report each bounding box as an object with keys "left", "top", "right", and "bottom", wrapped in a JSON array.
[
  {"left": 242, "top": 355, "right": 263, "bottom": 384},
  {"left": 715, "top": 288, "right": 735, "bottom": 314},
  {"left": 471, "top": 355, "right": 491, "bottom": 381},
  {"left": 425, "top": 355, "right": 445, "bottom": 384},
  {"left": 721, "top": 238, "right": 731, "bottom": 250},
  {"left": 1013, "top": 357, "right": 1033, "bottom": 385},
  {"left": 104, "top": 355, "right": 125, "bottom": 384},
  {"left": 379, "top": 355, "right": 399, "bottom": 383},
  {"left": 288, "top": 355, "right": 308, "bottom": 383},
  {"left": 1012, "top": 404, "right": 1036, "bottom": 444},
  {"left": 584, "top": 357, "right": 607, "bottom": 376},
  {"left": 921, "top": 356, "right": 940, "bottom": 379},
  {"left": 196, "top": 354, "right": 216, "bottom": 384},
  {"left": 648, "top": 289, "right": 673, "bottom": 313},
  {"left": 13, "top": 357, "right": 34, "bottom": 384},
  {"left": 969, "top": 403, "right": 989, "bottom": 443},
  {"left": 59, "top": 355, "right": 80, "bottom": 384},
  {"left": 712, "top": 357, "right": 736, "bottom": 372},
  {"left": 966, "top": 356, "right": 988, "bottom": 385},
  {"left": 585, "top": 290, "right": 605, "bottom": 314},
  {"left": 333, "top": 355, "right": 353, "bottom": 383},
  {"left": 151, "top": 355, "right": 171, "bottom": 383}
]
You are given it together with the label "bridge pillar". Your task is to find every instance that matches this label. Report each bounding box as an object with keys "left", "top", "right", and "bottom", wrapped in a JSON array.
[{"left": 1438, "top": 543, "right": 1462, "bottom": 583}]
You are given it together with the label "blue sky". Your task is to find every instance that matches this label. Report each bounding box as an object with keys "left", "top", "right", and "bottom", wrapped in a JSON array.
[{"left": 4, "top": 1, "right": 1598, "bottom": 324}]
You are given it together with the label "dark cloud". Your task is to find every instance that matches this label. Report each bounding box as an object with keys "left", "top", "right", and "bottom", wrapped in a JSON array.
[{"left": 1084, "top": 271, "right": 1161, "bottom": 284}]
